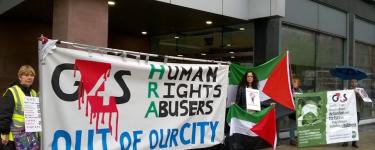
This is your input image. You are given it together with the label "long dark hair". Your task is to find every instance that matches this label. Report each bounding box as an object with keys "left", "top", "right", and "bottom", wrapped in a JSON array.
[
  {"left": 236, "top": 71, "right": 258, "bottom": 108},
  {"left": 236, "top": 71, "right": 259, "bottom": 99},
  {"left": 239, "top": 71, "right": 258, "bottom": 89}
]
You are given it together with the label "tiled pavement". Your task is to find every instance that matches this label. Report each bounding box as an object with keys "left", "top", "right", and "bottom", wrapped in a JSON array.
[{"left": 261, "top": 124, "right": 375, "bottom": 150}]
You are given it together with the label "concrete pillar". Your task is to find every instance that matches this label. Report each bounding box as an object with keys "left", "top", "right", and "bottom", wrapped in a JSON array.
[
  {"left": 254, "top": 17, "right": 281, "bottom": 65},
  {"left": 53, "top": 0, "right": 108, "bottom": 47},
  {"left": 348, "top": 13, "right": 355, "bottom": 66}
]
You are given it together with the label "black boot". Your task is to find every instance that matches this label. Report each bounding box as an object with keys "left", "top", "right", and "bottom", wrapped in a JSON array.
[
  {"left": 342, "top": 142, "right": 348, "bottom": 147},
  {"left": 352, "top": 141, "right": 358, "bottom": 148}
]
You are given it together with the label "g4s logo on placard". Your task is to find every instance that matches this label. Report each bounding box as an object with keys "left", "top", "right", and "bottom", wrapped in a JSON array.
[
  {"left": 51, "top": 59, "right": 131, "bottom": 141},
  {"left": 331, "top": 93, "right": 348, "bottom": 102}
]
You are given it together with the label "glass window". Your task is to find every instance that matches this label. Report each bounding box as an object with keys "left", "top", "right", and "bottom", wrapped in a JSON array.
[
  {"left": 280, "top": 25, "right": 317, "bottom": 132},
  {"left": 316, "top": 34, "right": 344, "bottom": 91},
  {"left": 355, "top": 42, "right": 375, "bottom": 119},
  {"left": 281, "top": 26, "right": 344, "bottom": 92},
  {"left": 280, "top": 25, "right": 345, "bottom": 131},
  {"left": 281, "top": 25, "right": 316, "bottom": 92},
  {"left": 150, "top": 23, "right": 254, "bottom": 64}
]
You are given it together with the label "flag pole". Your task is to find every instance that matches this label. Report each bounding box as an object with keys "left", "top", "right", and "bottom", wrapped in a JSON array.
[{"left": 270, "top": 102, "right": 277, "bottom": 150}]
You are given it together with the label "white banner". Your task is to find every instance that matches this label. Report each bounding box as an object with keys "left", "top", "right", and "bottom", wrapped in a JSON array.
[
  {"left": 326, "top": 90, "right": 358, "bottom": 144},
  {"left": 41, "top": 47, "right": 228, "bottom": 150}
]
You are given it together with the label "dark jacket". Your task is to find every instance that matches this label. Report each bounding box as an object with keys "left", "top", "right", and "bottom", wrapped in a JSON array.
[
  {"left": 289, "top": 88, "right": 303, "bottom": 120},
  {"left": 0, "top": 83, "right": 33, "bottom": 134},
  {"left": 235, "top": 87, "right": 266, "bottom": 110},
  {"left": 354, "top": 90, "right": 364, "bottom": 113},
  {"left": 235, "top": 87, "right": 247, "bottom": 109},
  {"left": 292, "top": 87, "right": 303, "bottom": 94},
  {"left": 349, "top": 86, "right": 364, "bottom": 113}
]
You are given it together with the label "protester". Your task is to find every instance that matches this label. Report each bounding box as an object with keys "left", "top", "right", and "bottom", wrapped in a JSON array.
[
  {"left": 0, "top": 65, "right": 39, "bottom": 150},
  {"left": 342, "top": 79, "right": 363, "bottom": 148},
  {"left": 288, "top": 76, "right": 303, "bottom": 145},
  {"left": 226, "top": 71, "right": 267, "bottom": 150},
  {"left": 235, "top": 71, "right": 259, "bottom": 110},
  {"left": 292, "top": 77, "right": 303, "bottom": 94}
]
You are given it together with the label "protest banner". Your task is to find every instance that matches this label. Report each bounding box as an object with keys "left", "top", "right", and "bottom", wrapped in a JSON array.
[
  {"left": 326, "top": 90, "right": 358, "bottom": 144},
  {"left": 295, "top": 90, "right": 358, "bottom": 147},
  {"left": 40, "top": 46, "right": 228, "bottom": 150}
]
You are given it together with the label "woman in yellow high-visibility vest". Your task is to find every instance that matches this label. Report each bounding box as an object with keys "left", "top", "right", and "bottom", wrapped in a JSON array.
[{"left": 0, "top": 65, "right": 39, "bottom": 150}]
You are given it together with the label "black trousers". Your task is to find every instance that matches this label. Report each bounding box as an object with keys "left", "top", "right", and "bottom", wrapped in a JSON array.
[
  {"left": 0, "top": 141, "right": 15, "bottom": 150},
  {"left": 343, "top": 112, "right": 361, "bottom": 145}
]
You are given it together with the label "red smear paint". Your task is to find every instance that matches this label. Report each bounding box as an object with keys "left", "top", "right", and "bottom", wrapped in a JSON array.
[{"left": 74, "top": 59, "right": 119, "bottom": 141}]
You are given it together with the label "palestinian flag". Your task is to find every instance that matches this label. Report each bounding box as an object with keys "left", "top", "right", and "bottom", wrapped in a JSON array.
[
  {"left": 227, "top": 51, "right": 294, "bottom": 110},
  {"left": 227, "top": 104, "right": 277, "bottom": 149}
]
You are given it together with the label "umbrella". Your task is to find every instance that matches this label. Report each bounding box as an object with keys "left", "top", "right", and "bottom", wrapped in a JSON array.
[{"left": 330, "top": 66, "right": 368, "bottom": 80}]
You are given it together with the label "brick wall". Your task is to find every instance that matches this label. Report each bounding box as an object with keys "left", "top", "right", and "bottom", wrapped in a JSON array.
[
  {"left": 0, "top": 22, "right": 151, "bottom": 93},
  {"left": 0, "top": 21, "right": 51, "bottom": 93}
]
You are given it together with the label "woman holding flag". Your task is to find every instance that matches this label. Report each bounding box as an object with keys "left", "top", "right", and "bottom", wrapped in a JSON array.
[{"left": 227, "top": 71, "right": 264, "bottom": 150}]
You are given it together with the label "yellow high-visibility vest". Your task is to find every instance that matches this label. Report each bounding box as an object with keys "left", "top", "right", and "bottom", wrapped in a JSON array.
[{"left": 4, "top": 85, "right": 37, "bottom": 141}]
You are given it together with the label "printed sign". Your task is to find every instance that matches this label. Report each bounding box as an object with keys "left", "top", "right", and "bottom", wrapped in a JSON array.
[
  {"left": 295, "top": 90, "right": 358, "bottom": 147},
  {"left": 41, "top": 47, "right": 228, "bottom": 150},
  {"left": 245, "top": 88, "right": 260, "bottom": 111},
  {"left": 326, "top": 90, "right": 358, "bottom": 144},
  {"left": 295, "top": 92, "right": 327, "bottom": 147},
  {"left": 355, "top": 88, "right": 372, "bottom": 102},
  {"left": 23, "top": 96, "right": 42, "bottom": 132}
]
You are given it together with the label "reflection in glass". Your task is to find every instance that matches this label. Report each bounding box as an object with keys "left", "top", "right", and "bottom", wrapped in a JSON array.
[
  {"left": 151, "top": 23, "right": 254, "bottom": 65},
  {"left": 316, "top": 34, "right": 344, "bottom": 91},
  {"left": 355, "top": 42, "right": 375, "bottom": 119},
  {"left": 281, "top": 25, "right": 316, "bottom": 92}
]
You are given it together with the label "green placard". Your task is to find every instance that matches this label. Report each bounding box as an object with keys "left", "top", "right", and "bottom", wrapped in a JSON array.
[{"left": 295, "top": 92, "right": 327, "bottom": 147}]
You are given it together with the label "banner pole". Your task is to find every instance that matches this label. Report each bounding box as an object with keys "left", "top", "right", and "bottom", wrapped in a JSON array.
[
  {"left": 37, "top": 34, "right": 45, "bottom": 150},
  {"left": 58, "top": 40, "right": 231, "bottom": 64}
]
